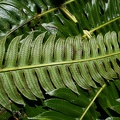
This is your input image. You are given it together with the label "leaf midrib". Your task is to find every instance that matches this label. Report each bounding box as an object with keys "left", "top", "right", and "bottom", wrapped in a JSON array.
[{"left": 0, "top": 51, "right": 119, "bottom": 73}]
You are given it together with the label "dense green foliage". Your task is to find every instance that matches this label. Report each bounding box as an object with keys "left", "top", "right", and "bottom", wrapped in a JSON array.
[{"left": 0, "top": 0, "right": 120, "bottom": 119}]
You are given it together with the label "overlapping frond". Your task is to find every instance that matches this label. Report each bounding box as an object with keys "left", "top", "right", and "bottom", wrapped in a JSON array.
[
  {"left": 0, "top": 31, "right": 120, "bottom": 110},
  {"left": 0, "top": 0, "right": 119, "bottom": 39},
  {"left": 39, "top": 0, "right": 120, "bottom": 36},
  {"left": 0, "top": 0, "right": 35, "bottom": 37},
  {"left": 28, "top": 80, "right": 120, "bottom": 120},
  {"left": 28, "top": 87, "right": 99, "bottom": 120},
  {"left": 0, "top": 0, "right": 74, "bottom": 38}
]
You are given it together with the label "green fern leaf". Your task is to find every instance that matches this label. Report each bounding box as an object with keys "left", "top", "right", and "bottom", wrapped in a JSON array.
[
  {"left": 0, "top": 0, "right": 119, "bottom": 39},
  {"left": 28, "top": 87, "right": 100, "bottom": 120},
  {"left": 0, "top": 31, "right": 120, "bottom": 110},
  {"left": 28, "top": 80, "right": 120, "bottom": 119}
]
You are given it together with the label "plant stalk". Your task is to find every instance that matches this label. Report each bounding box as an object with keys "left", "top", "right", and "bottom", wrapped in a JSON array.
[{"left": 80, "top": 84, "right": 106, "bottom": 120}]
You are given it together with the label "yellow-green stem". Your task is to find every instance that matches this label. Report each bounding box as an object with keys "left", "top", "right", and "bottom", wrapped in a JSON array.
[{"left": 80, "top": 84, "right": 106, "bottom": 120}]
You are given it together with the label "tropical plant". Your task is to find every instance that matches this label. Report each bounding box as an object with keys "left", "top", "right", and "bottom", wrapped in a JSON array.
[{"left": 0, "top": 0, "right": 120, "bottom": 119}]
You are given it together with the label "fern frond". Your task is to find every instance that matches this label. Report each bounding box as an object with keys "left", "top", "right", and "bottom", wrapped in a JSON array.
[
  {"left": 0, "top": 31, "right": 120, "bottom": 110},
  {"left": 0, "top": 0, "right": 119, "bottom": 39},
  {"left": 28, "top": 80, "right": 120, "bottom": 120},
  {"left": 0, "top": 0, "right": 74, "bottom": 38},
  {"left": 42, "top": 0, "right": 120, "bottom": 36},
  {"left": 28, "top": 87, "right": 100, "bottom": 120}
]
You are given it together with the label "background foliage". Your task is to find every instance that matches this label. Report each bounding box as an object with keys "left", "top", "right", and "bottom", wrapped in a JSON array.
[{"left": 0, "top": 0, "right": 120, "bottom": 120}]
